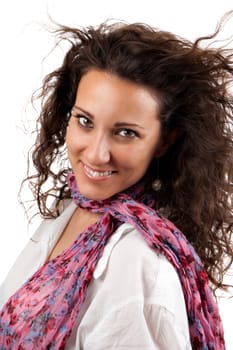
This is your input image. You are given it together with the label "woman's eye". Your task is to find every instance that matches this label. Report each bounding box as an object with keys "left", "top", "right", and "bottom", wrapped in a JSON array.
[
  {"left": 76, "top": 114, "right": 93, "bottom": 129},
  {"left": 117, "top": 129, "right": 138, "bottom": 138}
]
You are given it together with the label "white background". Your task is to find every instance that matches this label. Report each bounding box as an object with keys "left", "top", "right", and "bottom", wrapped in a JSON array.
[{"left": 0, "top": 0, "right": 232, "bottom": 347}]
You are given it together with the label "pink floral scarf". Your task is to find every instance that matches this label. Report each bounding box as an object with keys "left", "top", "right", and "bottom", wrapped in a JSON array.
[{"left": 0, "top": 172, "right": 225, "bottom": 349}]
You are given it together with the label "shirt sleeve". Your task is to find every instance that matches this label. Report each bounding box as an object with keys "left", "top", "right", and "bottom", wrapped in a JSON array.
[{"left": 79, "top": 300, "right": 192, "bottom": 350}]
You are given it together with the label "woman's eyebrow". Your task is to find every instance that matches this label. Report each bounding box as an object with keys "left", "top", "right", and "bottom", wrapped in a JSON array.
[
  {"left": 72, "top": 106, "right": 94, "bottom": 119},
  {"left": 114, "top": 122, "right": 145, "bottom": 129},
  {"left": 73, "top": 105, "right": 145, "bottom": 129}
]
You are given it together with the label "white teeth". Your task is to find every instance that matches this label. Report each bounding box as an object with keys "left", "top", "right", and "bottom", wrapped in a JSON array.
[{"left": 84, "top": 165, "right": 113, "bottom": 177}]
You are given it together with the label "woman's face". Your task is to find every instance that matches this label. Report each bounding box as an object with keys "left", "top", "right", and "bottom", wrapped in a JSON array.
[{"left": 66, "top": 69, "right": 167, "bottom": 200}]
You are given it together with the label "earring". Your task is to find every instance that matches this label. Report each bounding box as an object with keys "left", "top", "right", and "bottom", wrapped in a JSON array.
[
  {"left": 152, "top": 179, "right": 162, "bottom": 191},
  {"left": 152, "top": 159, "right": 162, "bottom": 191}
]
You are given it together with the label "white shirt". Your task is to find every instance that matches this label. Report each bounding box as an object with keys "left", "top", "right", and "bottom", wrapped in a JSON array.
[{"left": 0, "top": 201, "right": 192, "bottom": 349}]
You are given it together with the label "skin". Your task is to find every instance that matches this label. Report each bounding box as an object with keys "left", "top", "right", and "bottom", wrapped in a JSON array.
[
  {"left": 48, "top": 69, "right": 174, "bottom": 260},
  {"left": 66, "top": 69, "right": 170, "bottom": 201}
]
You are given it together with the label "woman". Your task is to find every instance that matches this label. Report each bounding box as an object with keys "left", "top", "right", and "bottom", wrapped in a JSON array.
[{"left": 0, "top": 14, "right": 232, "bottom": 350}]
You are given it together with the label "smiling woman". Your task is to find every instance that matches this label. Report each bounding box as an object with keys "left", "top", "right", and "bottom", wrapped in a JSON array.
[
  {"left": 66, "top": 69, "right": 168, "bottom": 201},
  {"left": 0, "top": 14, "right": 233, "bottom": 350}
]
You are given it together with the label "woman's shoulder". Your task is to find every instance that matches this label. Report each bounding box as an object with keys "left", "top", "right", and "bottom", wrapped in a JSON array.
[
  {"left": 94, "top": 223, "right": 185, "bottom": 306},
  {"left": 107, "top": 223, "right": 179, "bottom": 277},
  {"left": 0, "top": 199, "right": 76, "bottom": 308}
]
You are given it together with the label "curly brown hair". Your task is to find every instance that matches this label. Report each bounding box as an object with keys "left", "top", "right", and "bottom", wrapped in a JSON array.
[{"left": 23, "top": 13, "right": 233, "bottom": 292}]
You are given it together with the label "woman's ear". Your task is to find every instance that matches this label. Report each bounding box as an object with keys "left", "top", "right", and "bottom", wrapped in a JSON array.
[{"left": 153, "top": 128, "right": 183, "bottom": 158}]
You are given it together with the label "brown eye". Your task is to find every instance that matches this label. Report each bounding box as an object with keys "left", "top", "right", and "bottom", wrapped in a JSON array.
[
  {"left": 74, "top": 114, "right": 93, "bottom": 129},
  {"left": 117, "top": 129, "right": 139, "bottom": 138}
]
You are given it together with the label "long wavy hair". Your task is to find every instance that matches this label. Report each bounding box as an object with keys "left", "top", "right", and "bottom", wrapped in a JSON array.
[{"left": 22, "top": 13, "right": 233, "bottom": 292}]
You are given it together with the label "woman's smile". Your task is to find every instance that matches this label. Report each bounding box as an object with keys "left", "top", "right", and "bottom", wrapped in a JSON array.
[{"left": 82, "top": 163, "right": 117, "bottom": 180}]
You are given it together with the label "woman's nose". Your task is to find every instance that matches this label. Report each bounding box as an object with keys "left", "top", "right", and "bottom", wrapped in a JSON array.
[{"left": 85, "top": 134, "right": 111, "bottom": 164}]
